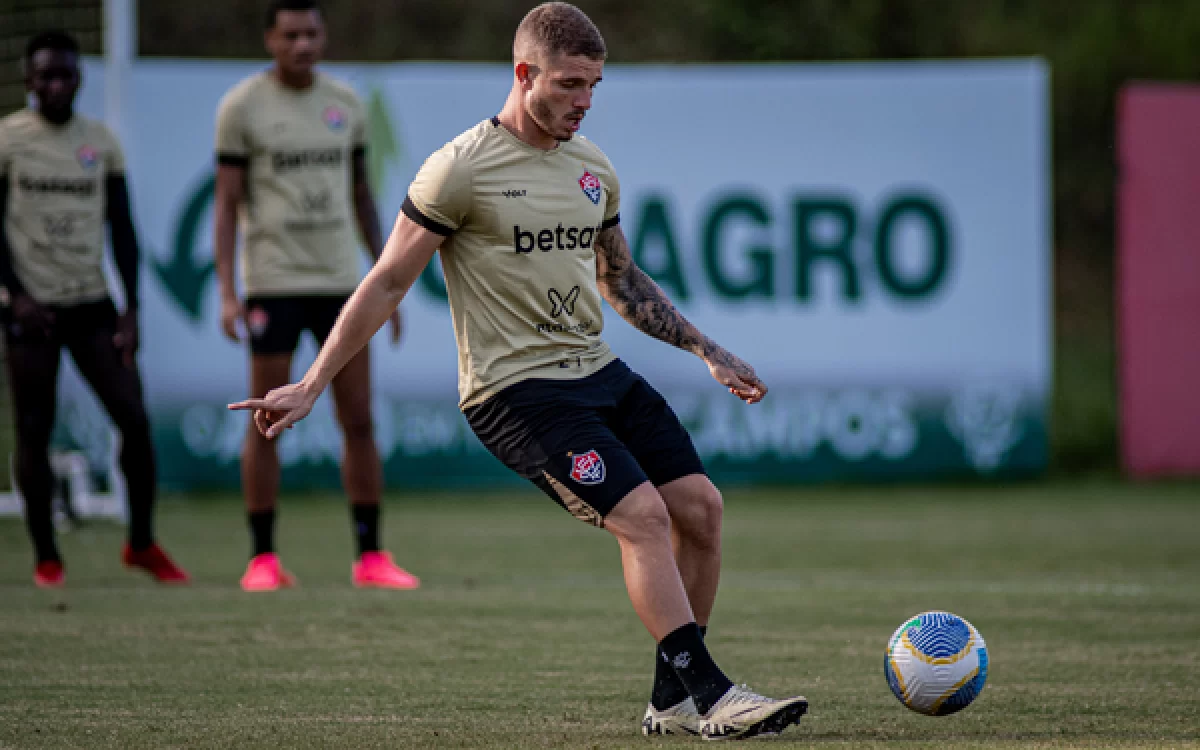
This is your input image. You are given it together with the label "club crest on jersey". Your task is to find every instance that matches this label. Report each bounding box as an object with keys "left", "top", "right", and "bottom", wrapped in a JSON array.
[
  {"left": 569, "top": 450, "right": 605, "bottom": 485},
  {"left": 322, "top": 105, "right": 347, "bottom": 132},
  {"left": 76, "top": 145, "right": 99, "bottom": 170},
  {"left": 578, "top": 170, "right": 602, "bottom": 205}
]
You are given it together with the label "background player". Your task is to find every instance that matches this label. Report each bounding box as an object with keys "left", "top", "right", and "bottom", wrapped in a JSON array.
[
  {"left": 213, "top": 0, "right": 415, "bottom": 592},
  {"left": 0, "top": 31, "right": 189, "bottom": 587},
  {"left": 231, "top": 2, "right": 808, "bottom": 739}
]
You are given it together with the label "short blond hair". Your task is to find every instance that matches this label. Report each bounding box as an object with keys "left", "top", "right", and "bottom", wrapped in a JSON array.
[{"left": 514, "top": 2, "right": 606, "bottom": 63}]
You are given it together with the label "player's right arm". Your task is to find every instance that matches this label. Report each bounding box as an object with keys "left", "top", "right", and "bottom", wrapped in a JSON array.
[
  {"left": 0, "top": 127, "right": 54, "bottom": 336},
  {"left": 213, "top": 91, "right": 248, "bottom": 341},
  {"left": 228, "top": 215, "right": 443, "bottom": 438}
]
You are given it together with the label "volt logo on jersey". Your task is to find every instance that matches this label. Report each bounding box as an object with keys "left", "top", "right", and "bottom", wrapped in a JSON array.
[
  {"left": 548, "top": 286, "right": 580, "bottom": 317},
  {"left": 76, "top": 145, "right": 99, "bottom": 170},
  {"left": 579, "top": 170, "right": 602, "bottom": 205},
  {"left": 323, "top": 105, "right": 347, "bottom": 132},
  {"left": 569, "top": 450, "right": 606, "bottom": 485}
]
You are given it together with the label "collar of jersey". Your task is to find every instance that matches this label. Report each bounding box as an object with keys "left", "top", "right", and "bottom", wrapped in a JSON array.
[{"left": 491, "top": 115, "right": 564, "bottom": 156}]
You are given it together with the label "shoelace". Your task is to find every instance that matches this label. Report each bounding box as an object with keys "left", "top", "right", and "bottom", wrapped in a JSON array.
[{"left": 721, "top": 685, "right": 772, "bottom": 708}]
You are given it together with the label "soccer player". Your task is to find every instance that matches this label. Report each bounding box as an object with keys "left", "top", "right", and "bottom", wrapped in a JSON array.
[
  {"left": 231, "top": 2, "right": 807, "bottom": 739},
  {"left": 214, "top": 0, "right": 418, "bottom": 592},
  {"left": 0, "top": 31, "right": 189, "bottom": 587}
]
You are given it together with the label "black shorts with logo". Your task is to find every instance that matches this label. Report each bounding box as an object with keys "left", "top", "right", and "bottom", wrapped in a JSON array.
[
  {"left": 244, "top": 295, "right": 350, "bottom": 355},
  {"left": 463, "top": 359, "right": 706, "bottom": 526}
]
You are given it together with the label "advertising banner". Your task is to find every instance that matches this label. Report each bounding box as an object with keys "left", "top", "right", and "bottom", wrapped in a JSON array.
[{"left": 59, "top": 59, "right": 1050, "bottom": 488}]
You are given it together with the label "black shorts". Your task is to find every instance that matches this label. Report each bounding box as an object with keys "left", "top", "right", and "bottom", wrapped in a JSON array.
[
  {"left": 463, "top": 359, "right": 706, "bottom": 526},
  {"left": 1, "top": 296, "right": 117, "bottom": 339},
  {"left": 244, "top": 295, "right": 350, "bottom": 356}
]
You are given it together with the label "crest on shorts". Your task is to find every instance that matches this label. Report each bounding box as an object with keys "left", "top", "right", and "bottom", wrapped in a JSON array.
[
  {"left": 246, "top": 306, "right": 269, "bottom": 338},
  {"left": 322, "top": 105, "right": 347, "bottom": 132},
  {"left": 569, "top": 449, "right": 606, "bottom": 485},
  {"left": 76, "top": 145, "right": 99, "bottom": 170},
  {"left": 578, "top": 170, "right": 602, "bottom": 205}
]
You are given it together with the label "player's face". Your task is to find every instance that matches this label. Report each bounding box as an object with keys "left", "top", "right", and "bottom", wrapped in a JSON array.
[
  {"left": 266, "top": 10, "right": 326, "bottom": 76},
  {"left": 526, "top": 53, "right": 603, "bottom": 142},
  {"left": 26, "top": 49, "right": 80, "bottom": 123}
]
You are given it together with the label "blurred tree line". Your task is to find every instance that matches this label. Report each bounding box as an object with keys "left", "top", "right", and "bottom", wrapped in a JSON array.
[{"left": 4, "top": 0, "right": 1199, "bottom": 473}]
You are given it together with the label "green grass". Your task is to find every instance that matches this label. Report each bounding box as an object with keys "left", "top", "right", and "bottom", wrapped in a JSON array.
[{"left": 1, "top": 481, "right": 1198, "bottom": 749}]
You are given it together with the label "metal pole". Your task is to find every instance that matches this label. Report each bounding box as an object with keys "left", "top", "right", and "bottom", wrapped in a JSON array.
[{"left": 104, "top": 0, "right": 135, "bottom": 140}]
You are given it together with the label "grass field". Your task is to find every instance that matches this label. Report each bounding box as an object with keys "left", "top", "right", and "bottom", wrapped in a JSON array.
[{"left": 1, "top": 480, "right": 1198, "bottom": 749}]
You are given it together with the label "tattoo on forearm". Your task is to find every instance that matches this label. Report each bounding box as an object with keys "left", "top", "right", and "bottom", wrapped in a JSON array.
[{"left": 594, "top": 226, "right": 758, "bottom": 383}]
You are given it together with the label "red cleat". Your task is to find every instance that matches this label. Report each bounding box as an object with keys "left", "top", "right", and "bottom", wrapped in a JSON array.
[
  {"left": 34, "top": 560, "right": 64, "bottom": 588},
  {"left": 352, "top": 551, "right": 420, "bottom": 590},
  {"left": 240, "top": 553, "right": 296, "bottom": 592},
  {"left": 123, "top": 543, "right": 190, "bottom": 584}
]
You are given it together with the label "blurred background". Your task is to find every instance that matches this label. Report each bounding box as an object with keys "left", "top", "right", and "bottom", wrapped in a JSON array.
[{"left": 3, "top": 0, "right": 1200, "bottom": 489}]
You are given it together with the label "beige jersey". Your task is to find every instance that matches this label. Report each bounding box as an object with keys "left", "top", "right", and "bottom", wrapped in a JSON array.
[
  {"left": 404, "top": 117, "right": 621, "bottom": 408},
  {"left": 0, "top": 109, "right": 122, "bottom": 305},
  {"left": 215, "top": 72, "right": 367, "bottom": 296}
]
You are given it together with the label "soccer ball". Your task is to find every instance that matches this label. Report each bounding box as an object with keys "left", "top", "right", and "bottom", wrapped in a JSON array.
[{"left": 884, "top": 611, "right": 988, "bottom": 715}]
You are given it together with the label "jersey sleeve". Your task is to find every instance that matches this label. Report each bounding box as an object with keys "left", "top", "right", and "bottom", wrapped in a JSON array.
[
  {"left": 214, "top": 90, "right": 249, "bottom": 167},
  {"left": 601, "top": 165, "right": 620, "bottom": 228},
  {"left": 349, "top": 92, "right": 368, "bottom": 151},
  {"left": 101, "top": 125, "right": 126, "bottom": 175},
  {"left": 0, "top": 121, "right": 11, "bottom": 176},
  {"left": 402, "top": 145, "right": 471, "bottom": 236}
]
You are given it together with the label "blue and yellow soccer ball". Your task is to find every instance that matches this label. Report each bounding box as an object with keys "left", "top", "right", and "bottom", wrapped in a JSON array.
[{"left": 884, "top": 611, "right": 988, "bottom": 715}]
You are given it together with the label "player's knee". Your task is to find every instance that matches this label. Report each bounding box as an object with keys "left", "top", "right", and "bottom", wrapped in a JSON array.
[
  {"left": 691, "top": 483, "right": 723, "bottom": 549},
  {"left": 112, "top": 402, "right": 152, "bottom": 439},
  {"left": 337, "top": 411, "right": 374, "bottom": 444},
  {"left": 610, "top": 487, "right": 672, "bottom": 543}
]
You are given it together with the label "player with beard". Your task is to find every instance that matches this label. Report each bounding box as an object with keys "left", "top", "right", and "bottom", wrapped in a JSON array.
[{"left": 231, "top": 2, "right": 808, "bottom": 739}]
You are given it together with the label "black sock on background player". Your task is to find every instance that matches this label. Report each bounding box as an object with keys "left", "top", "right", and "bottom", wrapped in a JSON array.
[
  {"left": 652, "top": 624, "right": 706, "bottom": 710},
  {"left": 657, "top": 622, "right": 733, "bottom": 714},
  {"left": 248, "top": 508, "right": 276, "bottom": 556},
  {"left": 351, "top": 504, "right": 380, "bottom": 555}
]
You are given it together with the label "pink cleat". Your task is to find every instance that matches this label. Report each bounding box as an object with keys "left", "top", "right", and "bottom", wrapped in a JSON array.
[
  {"left": 240, "top": 553, "right": 296, "bottom": 592},
  {"left": 352, "top": 551, "right": 420, "bottom": 590},
  {"left": 34, "top": 560, "right": 64, "bottom": 588},
  {"left": 123, "top": 543, "right": 190, "bottom": 584}
]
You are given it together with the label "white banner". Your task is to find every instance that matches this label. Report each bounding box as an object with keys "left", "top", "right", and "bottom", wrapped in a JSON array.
[{"left": 59, "top": 58, "right": 1049, "bottom": 486}]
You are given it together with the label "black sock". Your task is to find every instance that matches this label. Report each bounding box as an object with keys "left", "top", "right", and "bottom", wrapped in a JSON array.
[
  {"left": 351, "top": 504, "right": 380, "bottom": 555},
  {"left": 652, "top": 625, "right": 706, "bottom": 710},
  {"left": 658, "top": 622, "right": 733, "bottom": 715},
  {"left": 126, "top": 495, "right": 154, "bottom": 551},
  {"left": 248, "top": 509, "right": 275, "bottom": 557},
  {"left": 26, "top": 501, "right": 60, "bottom": 563}
]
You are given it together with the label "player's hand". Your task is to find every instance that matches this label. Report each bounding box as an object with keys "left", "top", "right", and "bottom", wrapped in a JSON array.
[
  {"left": 113, "top": 309, "right": 140, "bottom": 369},
  {"left": 388, "top": 308, "right": 403, "bottom": 345},
  {"left": 220, "top": 295, "right": 245, "bottom": 342},
  {"left": 704, "top": 347, "right": 768, "bottom": 404},
  {"left": 228, "top": 382, "right": 318, "bottom": 440},
  {"left": 11, "top": 294, "right": 55, "bottom": 339}
]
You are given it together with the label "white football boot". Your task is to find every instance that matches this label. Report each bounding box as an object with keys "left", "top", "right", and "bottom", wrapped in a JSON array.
[
  {"left": 641, "top": 696, "right": 701, "bottom": 736},
  {"left": 699, "top": 684, "right": 808, "bottom": 741}
]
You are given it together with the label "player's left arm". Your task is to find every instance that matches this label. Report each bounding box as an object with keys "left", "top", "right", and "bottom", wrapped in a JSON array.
[
  {"left": 595, "top": 224, "right": 766, "bottom": 404},
  {"left": 104, "top": 160, "right": 142, "bottom": 369},
  {"left": 351, "top": 148, "right": 401, "bottom": 343}
]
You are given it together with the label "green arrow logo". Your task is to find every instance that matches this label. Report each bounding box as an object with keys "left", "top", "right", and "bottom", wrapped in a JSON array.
[
  {"left": 364, "top": 87, "right": 446, "bottom": 302},
  {"left": 154, "top": 174, "right": 216, "bottom": 322},
  {"left": 366, "top": 87, "right": 401, "bottom": 194}
]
